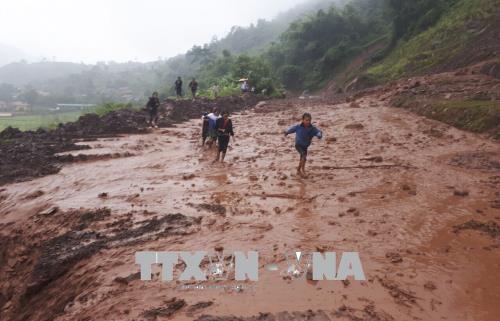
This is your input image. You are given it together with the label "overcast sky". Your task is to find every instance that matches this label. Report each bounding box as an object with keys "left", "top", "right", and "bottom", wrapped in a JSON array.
[{"left": 0, "top": 0, "right": 308, "bottom": 64}]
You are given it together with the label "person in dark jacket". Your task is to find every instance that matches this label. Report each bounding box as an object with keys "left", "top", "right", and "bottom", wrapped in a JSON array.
[
  {"left": 188, "top": 78, "right": 198, "bottom": 101},
  {"left": 146, "top": 91, "right": 160, "bottom": 128},
  {"left": 213, "top": 111, "right": 235, "bottom": 163},
  {"left": 175, "top": 77, "right": 183, "bottom": 99},
  {"left": 284, "top": 112, "right": 323, "bottom": 177}
]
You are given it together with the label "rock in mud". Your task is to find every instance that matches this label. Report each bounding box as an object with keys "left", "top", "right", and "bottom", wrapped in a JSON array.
[
  {"left": 114, "top": 272, "right": 141, "bottom": 285},
  {"left": 250, "top": 223, "right": 273, "bottom": 231},
  {"left": 362, "top": 156, "right": 383, "bottom": 163},
  {"left": 98, "top": 192, "right": 109, "bottom": 198},
  {"left": 38, "top": 206, "right": 59, "bottom": 216},
  {"left": 334, "top": 304, "right": 395, "bottom": 321},
  {"left": 187, "top": 301, "right": 214, "bottom": 315},
  {"left": 453, "top": 190, "right": 469, "bottom": 197},
  {"left": 347, "top": 207, "right": 360, "bottom": 216},
  {"left": 424, "top": 281, "right": 437, "bottom": 291},
  {"left": 141, "top": 298, "right": 186, "bottom": 321},
  {"left": 491, "top": 198, "right": 500, "bottom": 209},
  {"left": 378, "top": 277, "right": 417, "bottom": 307},
  {"left": 183, "top": 173, "right": 196, "bottom": 180},
  {"left": 24, "top": 190, "right": 45, "bottom": 199},
  {"left": 345, "top": 123, "right": 364, "bottom": 130},
  {"left": 449, "top": 152, "right": 500, "bottom": 172},
  {"left": 385, "top": 252, "right": 403, "bottom": 264},
  {"left": 453, "top": 220, "right": 499, "bottom": 238},
  {"left": 195, "top": 203, "right": 227, "bottom": 216},
  {"left": 196, "top": 310, "right": 333, "bottom": 321}
]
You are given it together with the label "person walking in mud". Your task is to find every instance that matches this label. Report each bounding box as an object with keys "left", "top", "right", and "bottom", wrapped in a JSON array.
[
  {"left": 188, "top": 78, "right": 198, "bottom": 101},
  {"left": 284, "top": 113, "right": 322, "bottom": 177},
  {"left": 201, "top": 112, "right": 210, "bottom": 146},
  {"left": 146, "top": 91, "right": 160, "bottom": 128},
  {"left": 206, "top": 108, "right": 220, "bottom": 148},
  {"left": 175, "top": 76, "right": 183, "bottom": 100},
  {"left": 213, "top": 111, "right": 235, "bottom": 163}
]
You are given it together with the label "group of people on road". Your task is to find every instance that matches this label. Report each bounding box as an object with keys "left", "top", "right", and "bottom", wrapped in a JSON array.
[
  {"left": 146, "top": 89, "right": 323, "bottom": 175},
  {"left": 201, "top": 108, "right": 235, "bottom": 163},
  {"left": 200, "top": 107, "right": 322, "bottom": 175}
]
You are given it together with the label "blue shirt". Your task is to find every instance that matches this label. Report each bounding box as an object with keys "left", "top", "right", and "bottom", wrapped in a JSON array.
[
  {"left": 286, "top": 123, "right": 322, "bottom": 147},
  {"left": 207, "top": 113, "right": 220, "bottom": 130}
]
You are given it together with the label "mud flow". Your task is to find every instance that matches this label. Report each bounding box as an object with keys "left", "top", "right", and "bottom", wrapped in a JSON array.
[{"left": 0, "top": 96, "right": 499, "bottom": 321}]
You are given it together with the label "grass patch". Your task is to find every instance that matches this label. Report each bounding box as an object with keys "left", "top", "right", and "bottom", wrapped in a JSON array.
[
  {"left": 0, "top": 111, "right": 84, "bottom": 132},
  {"left": 93, "top": 102, "right": 137, "bottom": 116},
  {"left": 395, "top": 99, "right": 500, "bottom": 136},
  {"left": 427, "top": 100, "right": 500, "bottom": 133},
  {"left": 0, "top": 102, "right": 138, "bottom": 132},
  {"left": 367, "top": 0, "right": 498, "bottom": 81}
]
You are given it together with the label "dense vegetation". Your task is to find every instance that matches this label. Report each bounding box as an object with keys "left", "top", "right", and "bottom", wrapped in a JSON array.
[
  {"left": 388, "top": 0, "right": 461, "bottom": 42},
  {"left": 264, "top": 0, "right": 390, "bottom": 90},
  {"left": 368, "top": 0, "right": 499, "bottom": 81}
]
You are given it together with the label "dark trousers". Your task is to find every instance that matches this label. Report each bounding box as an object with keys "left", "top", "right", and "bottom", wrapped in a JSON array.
[
  {"left": 218, "top": 135, "right": 230, "bottom": 152},
  {"left": 149, "top": 109, "right": 158, "bottom": 123}
]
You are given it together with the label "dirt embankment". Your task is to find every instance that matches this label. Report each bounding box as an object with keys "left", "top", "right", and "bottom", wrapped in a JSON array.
[
  {"left": 0, "top": 94, "right": 264, "bottom": 186},
  {"left": 337, "top": 57, "right": 500, "bottom": 140},
  {"left": 384, "top": 59, "right": 500, "bottom": 140},
  {"left": 317, "top": 10, "right": 500, "bottom": 140}
]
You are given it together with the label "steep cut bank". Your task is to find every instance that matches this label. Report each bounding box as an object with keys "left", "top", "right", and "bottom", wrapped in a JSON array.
[{"left": 335, "top": 1, "right": 500, "bottom": 139}]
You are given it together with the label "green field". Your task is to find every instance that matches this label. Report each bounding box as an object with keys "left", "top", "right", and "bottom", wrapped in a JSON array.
[
  {"left": 0, "top": 111, "right": 84, "bottom": 132},
  {"left": 0, "top": 102, "right": 140, "bottom": 132}
]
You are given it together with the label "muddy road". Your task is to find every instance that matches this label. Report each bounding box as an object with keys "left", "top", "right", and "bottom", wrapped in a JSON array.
[{"left": 0, "top": 96, "right": 499, "bottom": 321}]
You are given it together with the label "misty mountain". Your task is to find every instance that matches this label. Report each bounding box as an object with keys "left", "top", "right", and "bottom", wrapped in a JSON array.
[
  {"left": 206, "top": 0, "right": 348, "bottom": 55},
  {"left": 0, "top": 43, "right": 28, "bottom": 67},
  {"left": 0, "top": 61, "right": 91, "bottom": 86},
  {"left": 0, "top": 60, "right": 157, "bottom": 87}
]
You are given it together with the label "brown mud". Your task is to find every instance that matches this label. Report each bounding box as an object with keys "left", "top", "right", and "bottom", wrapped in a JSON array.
[
  {"left": 0, "top": 94, "right": 263, "bottom": 186},
  {"left": 0, "top": 95, "right": 499, "bottom": 321}
]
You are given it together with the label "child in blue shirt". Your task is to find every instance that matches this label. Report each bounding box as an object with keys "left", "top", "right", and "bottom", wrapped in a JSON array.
[{"left": 284, "top": 113, "right": 323, "bottom": 177}]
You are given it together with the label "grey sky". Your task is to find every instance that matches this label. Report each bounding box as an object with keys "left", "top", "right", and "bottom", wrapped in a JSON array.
[{"left": 0, "top": 0, "right": 308, "bottom": 64}]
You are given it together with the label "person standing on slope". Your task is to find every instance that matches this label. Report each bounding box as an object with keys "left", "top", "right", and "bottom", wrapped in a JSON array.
[
  {"left": 175, "top": 77, "right": 183, "bottom": 100},
  {"left": 284, "top": 113, "right": 323, "bottom": 177},
  {"left": 188, "top": 78, "right": 199, "bottom": 101},
  {"left": 146, "top": 91, "right": 160, "bottom": 128}
]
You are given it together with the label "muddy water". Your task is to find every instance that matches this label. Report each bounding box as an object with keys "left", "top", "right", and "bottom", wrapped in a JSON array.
[{"left": 0, "top": 97, "right": 499, "bottom": 321}]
